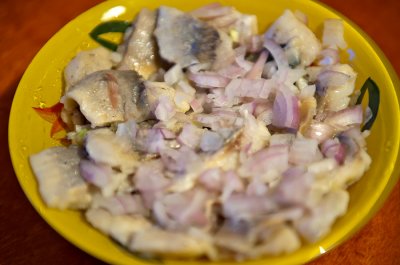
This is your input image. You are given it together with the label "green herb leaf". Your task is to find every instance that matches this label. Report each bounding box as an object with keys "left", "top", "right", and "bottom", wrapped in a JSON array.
[
  {"left": 356, "top": 77, "right": 380, "bottom": 131},
  {"left": 89, "top": 21, "right": 130, "bottom": 51}
]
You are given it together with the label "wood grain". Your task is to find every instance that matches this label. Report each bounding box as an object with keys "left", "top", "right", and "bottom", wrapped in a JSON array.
[{"left": 0, "top": 0, "right": 399, "bottom": 264}]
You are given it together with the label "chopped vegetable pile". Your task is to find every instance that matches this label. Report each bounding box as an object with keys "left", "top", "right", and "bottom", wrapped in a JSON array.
[{"left": 30, "top": 3, "right": 379, "bottom": 261}]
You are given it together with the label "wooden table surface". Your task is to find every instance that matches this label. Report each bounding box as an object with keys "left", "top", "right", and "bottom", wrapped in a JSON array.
[{"left": 0, "top": 0, "right": 399, "bottom": 264}]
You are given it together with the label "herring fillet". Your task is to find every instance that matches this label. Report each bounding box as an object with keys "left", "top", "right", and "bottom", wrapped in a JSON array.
[
  {"left": 29, "top": 146, "right": 91, "bottom": 209},
  {"left": 118, "top": 9, "right": 158, "bottom": 79},
  {"left": 63, "top": 70, "right": 150, "bottom": 127},
  {"left": 154, "top": 6, "right": 222, "bottom": 68}
]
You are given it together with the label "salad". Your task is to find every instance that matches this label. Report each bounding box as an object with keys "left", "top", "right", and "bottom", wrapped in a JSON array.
[{"left": 30, "top": 3, "right": 379, "bottom": 261}]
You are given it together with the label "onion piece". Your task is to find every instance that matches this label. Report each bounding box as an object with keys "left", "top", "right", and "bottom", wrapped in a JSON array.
[
  {"left": 317, "top": 70, "right": 351, "bottom": 90},
  {"left": 247, "top": 35, "right": 264, "bottom": 52},
  {"left": 155, "top": 95, "right": 176, "bottom": 121},
  {"left": 289, "top": 138, "right": 322, "bottom": 165},
  {"left": 92, "top": 194, "right": 148, "bottom": 216},
  {"left": 200, "top": 130, "right": 224, "bottom": 152},
  {"left": 304, "top": 121, "right": 335, "bottom": 143},
  {"left": 234, "top": 46, "right": 254, "bottom": 71},
  {"left": 269, "top": 133, "right": 295, "bottom": 146},
  {"left": 263, "top": 39, "right": 289, "bottom": 70},
  {"left": 321, "top": 138, "right": 346, "bottom": 164},
  {"left": 262, "top": 61, "right": 278, "bottom": 79},
  {"left": 223, "top": 194, "right": 277, "bottom": 221},
  {"left": 187, "top": 71, "right": 230, "bottom": 88},
  {"left": 159, "top": 128, "right": 176, "bottom": 140},
  {"left": 299, "top": 84, "right": 316, "bottom": 99},
  {"left": 272, "top": 88, "right": 300, "bottom": 130},
  {"left": 239, "top": 144, "right": 289, "bottom": 178},
  {"left": 246, "top": 51, "right": 268, "bottom": 79},
  {"left": 218, "top": 63, "right": 248, "bottom": 79},
  {"left": 325, "top": 105, "right": 363, "bottom": 129},
  {"left": 177, "top": 123, "right": 204, "bottom": 149},
  {"left": 246, "top": 177, "right": 268, "bottom": 196},
  {"left": 208, "top": 11, "right": 241, "bottom": 29},
  {"left": 317, "top": 48, "right": 340, "bottom": 66},
  {"left": 116, "top": 120, "right": 138, "bottom": 142},
  {"left": 190, "top": 3, "right": 233, "bottom": 19},
  {"left": 274, "top": 167, "right": 314, "bottom": 205},
  {"left": 146, "top": 128, "right": 166, "bottom": 154},
  {"left": 160, "top": 146, "right": 200, "bottom": 174},
  {"left": 225, "top": 78, "right": 274, "bottom": 99},
  {"left": 80, "top": 160, "right": 111, "bottom": 188},
  {"left": 199, "top": 168, "right": 223, "bottom": 191},
  {"left": 190, "top": 99, "right": 204, "bottom": 113},
  {"left": 221, "top": 170, "right": 245, "bottom": 201}
]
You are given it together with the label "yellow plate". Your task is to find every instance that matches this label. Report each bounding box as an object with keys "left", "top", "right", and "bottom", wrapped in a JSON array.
[{"left": 8, "top": 0, "right": 400, "bottom": 264}]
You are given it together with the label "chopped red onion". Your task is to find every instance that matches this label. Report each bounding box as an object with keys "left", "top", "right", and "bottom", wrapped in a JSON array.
[
  {"left": 247, "top": 35, "right": 264, "bottom": 53},
  {"left": 246, "top": 178, "right": 268, "bottom": 196},
  {"left": 225, "top": 78, "right": 274, "bottom": 99},
  {"left": 187, "top": 63, "right": 212, "bottom": 73},
  {"left": 154, "top": 95, "right": 176, "bottom": 121},
  {"left": 146, "top": 128, "right": 166, "bottom": 153},
  {"left": 177, "top": 80, "right": 196, "bottom": 96},
  {"left": 116, "top": 120, "right": 138, "bottom": 141},
  {"left": 246, "top": 51, "right": 268, "bottom": 79},
  {"left": 325, "top": 105, "right": 363, "bottom": 129},
  {"left": 160, "top": 146, "right": 199, "bottom": 174},
  {"left": 240, "top": 144, "right": 289, "bottom": 177},
  {"left": 135, "top": 161, "right": 169, "bottom": 190},
  {"left": 274, "top": 168, "right": 314, "bottom": 205},
  {"left": 190, "top": 3, "right": 233, "bottom": 19},
  {"left": 286, "top": 68, "right": 307, "bottom": 84},
  {"left": 321, "top": 138, "right": 346, "bottom": 164},
  {"left": 188, "top": 71, "right": 230, "bottom": 88},
  {"left": 93, "top": 194, "right": 148, "bottom": 216},
  {"left": 253, "top": 100, "right": 272, "bottom": 116},
  {"left": 263, "top": 39, "right": 289, "bottom": 70},
  {"left": 270, "top": 133, "right": 295, "bottom": 146},
  {"left": 317, "top": 48, "right": 340, "bottom": 66},
  {"left": 218, "top": 63, "right": 249, "bottom": 79},
  {"left": 199, "top": 168, "right": 223, "bottom": 191},
  {"left": 159, "top": 128, "right": 176, "bottom": 140},
  {"left": 221, "top": 170, "right": 245, "bottom": 201},
  {"left": 177, "top": 123, "right": 204, "bottom": 149},
  {"left": 304, "top": 122, "right": 335, "bottom": 143},
  {"left": 157, "top": 189, "right": 210, "bottom": 228},
  {"left": 190, "top": 99, "right": 204, "bottom": 113},
  {"left": 272, "top": 88, "right": 300, "bottom": 130},
  {"left": 176, "top": 189, "right": 210, "bottom": 227},
  {"left": 289, "top": 138, "right": 322, "bottom": 165},
  {"left": 299, "top": 84, "right": 316, "bottom": 99},
  {"left": 223, "top": 194, "right": 277, "bottom": 221},
  {"left": 196, "top": 113, "right": 237, "bottom": 131},
  {"left": 317, "top": 70, "right": 351, "bottom": 90},
  {"left": 80, "top": 160, "right": 111, "bottom": 188},
  {"left": 343, "top": 127, "right": 367, "bottom": 145},
  {"left": 262, "top": 61, "right": 278, "bottom": 79},
  {"left": 200, "top": 130, "right": 224, "bottom": 152},
  {"left": 208, "top": 11, "right": 240, "bottom": 29},
  {"left": 234, "top": 46, "right": 254, "bottom": 71},
  {"left": 257, "top": 109, "right": 273, "bottom": 125}
]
